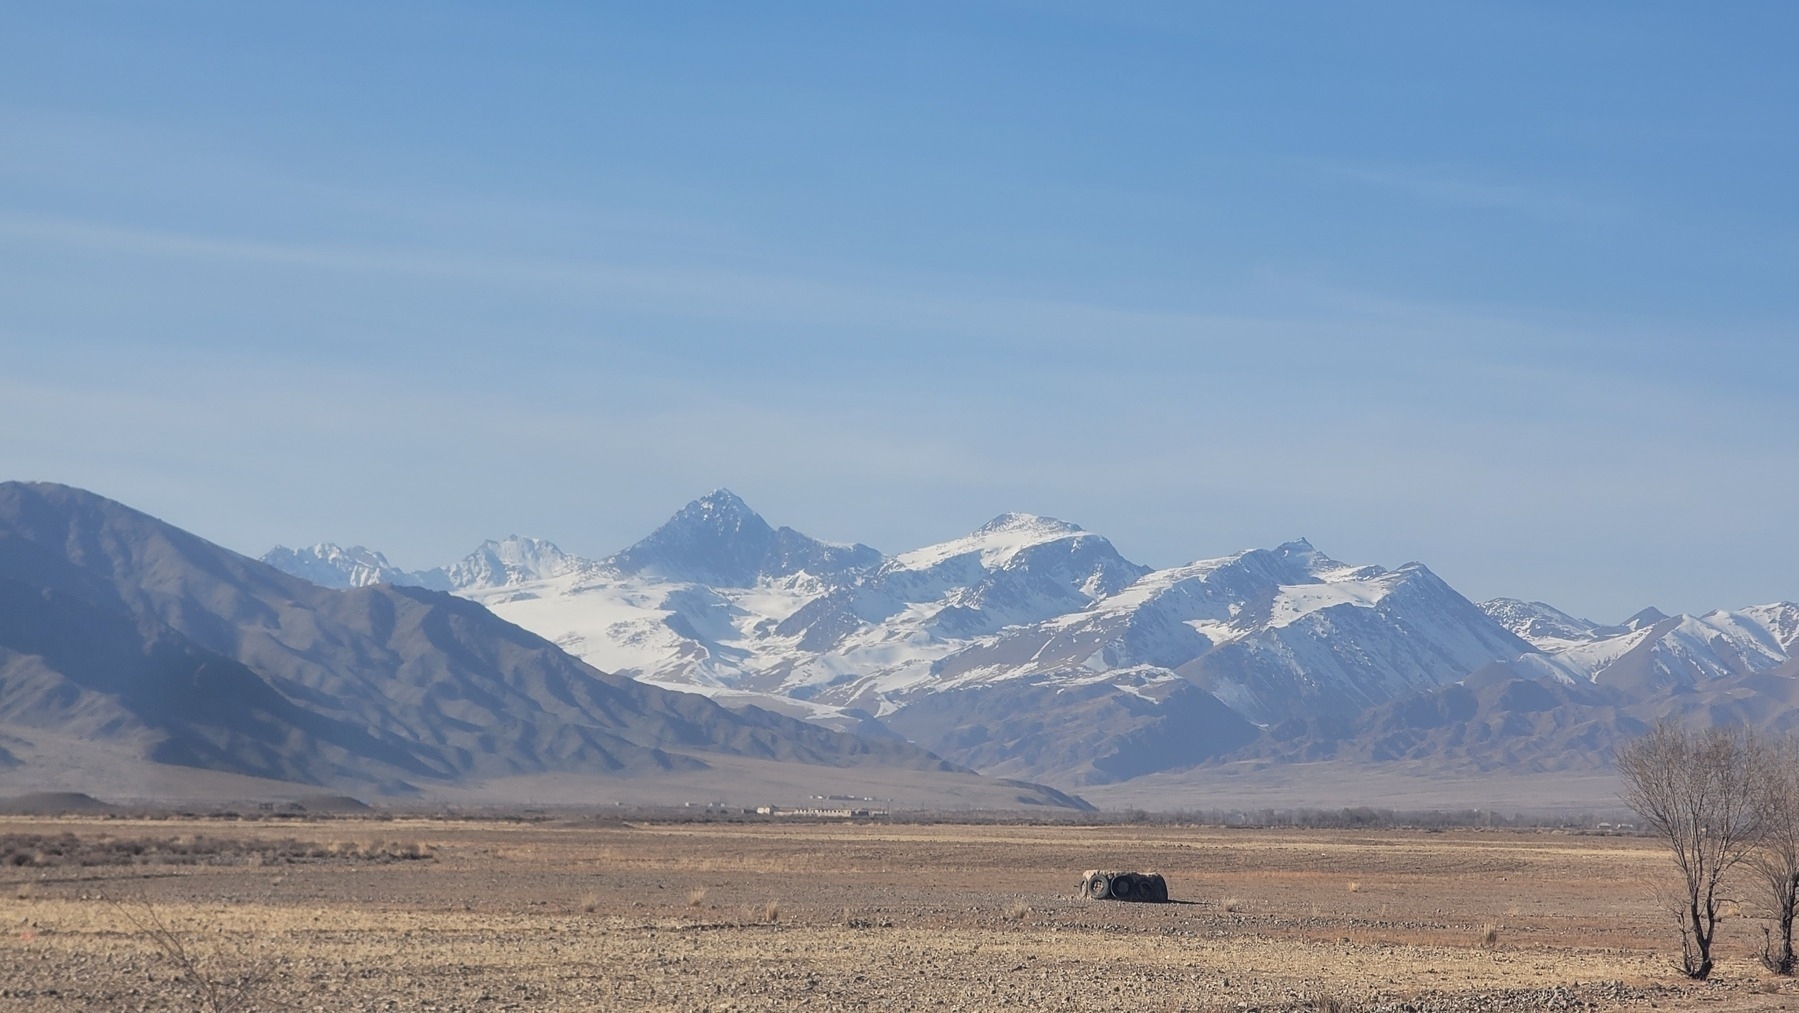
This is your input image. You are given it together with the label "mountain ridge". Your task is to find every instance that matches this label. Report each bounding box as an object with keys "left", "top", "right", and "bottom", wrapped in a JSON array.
[
  {"left": 1, "top": 482, "right": 1088, "bottom": 809},
  {"left": 260, "top": 489, "right": 1798, "bottom": 790}
]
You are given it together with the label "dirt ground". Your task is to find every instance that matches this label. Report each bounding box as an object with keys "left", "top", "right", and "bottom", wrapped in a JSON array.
[{"left": 1, "top": 815, "right": 1796, "bottom": 1011}]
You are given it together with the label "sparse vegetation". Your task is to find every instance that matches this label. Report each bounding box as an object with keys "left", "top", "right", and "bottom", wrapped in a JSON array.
[
  {"left": 0, "top": 832, "right": 432, "bottom": 868},
  {"left": 686, "top": 886, "right": 708, "bottom": 907},
  {"left": 1478, "top": 924, "right": 1500, "bottom": 948}
]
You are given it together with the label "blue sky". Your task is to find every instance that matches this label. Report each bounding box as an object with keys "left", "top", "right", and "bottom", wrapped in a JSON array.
[{"left": 2, "top": 2, "right": 1796, "bottom": 620}]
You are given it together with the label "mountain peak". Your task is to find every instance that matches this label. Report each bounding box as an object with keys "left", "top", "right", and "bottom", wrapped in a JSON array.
[
  {"left": 445, "top": 536, "right": 578, "bottom": 590},
  {"left": 262, "top": 542, "right": 412, "bottom": 589},
  {"left": 1623, "top": 606, "right": 1670, "bottom": 630},
  {"left": 670, "top": 489, "right": 773, "bottom": 536},
  {"left": 478, "top": 534, "right": 561, "bottom": 557},
  {"left": 606, "top": 491, "right": 880, "bottom": 586},
  {"left": 1240, "top": 538, "right": 1352, "bottom": 580},
  {"left": 1479, "top": 597, "right": 1602, "bottom": 648},
  {"left": 893, "top": 512, "right": 1119, "bottom": 576},
  {"left": 975, "top": 512, "right": 1084, "bottom": 537}
]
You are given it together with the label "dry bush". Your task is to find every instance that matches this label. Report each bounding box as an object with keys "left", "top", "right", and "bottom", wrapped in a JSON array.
[
  {"left": 1221, "top": 898, "right": 1242, "bottom": 913},
  {"left": 580, "top": 892, "right": 601, "bottom": 913},
  {"left": 1479, "top": 924, "right": 1501, "bottom": 948},
  {"left": 1003, "top": 901, "right": 1030, "bottom": 921},
  {"left": 110, "top": 897, "right": 281, "bottom": 1013},
  {"left": 740, "top": 900, "right": 780, "bottom": 924},
  {"left": 0, "top": 832, "right": 432, "bottom": 868},
  {"left": 1346, "top": 881, "right": 1360, "bottom": 893},
  {"left": 1304, "top": 993, "right": 1359, "bottom": 1012},
  {"left": 686, "top": 887, "right": 707, "bottom": 908}
]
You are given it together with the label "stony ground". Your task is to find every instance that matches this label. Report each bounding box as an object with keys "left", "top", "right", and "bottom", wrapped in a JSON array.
[{"left": 1, "top": 816, "right": 1796, "bottom": 1011}]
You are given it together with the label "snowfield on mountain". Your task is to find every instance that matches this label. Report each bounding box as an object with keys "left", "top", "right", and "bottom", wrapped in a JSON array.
[{"left": 259, "top": 491, "right": 1799, "bottom": 785}]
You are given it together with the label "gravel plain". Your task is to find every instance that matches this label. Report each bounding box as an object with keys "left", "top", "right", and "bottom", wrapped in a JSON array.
[{"left": 1, "top": 816, "right": 1796, "bottom": 1011}]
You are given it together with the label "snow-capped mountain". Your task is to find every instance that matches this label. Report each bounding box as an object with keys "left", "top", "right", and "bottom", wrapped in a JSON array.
[
  {"left": 604, "top": 489, "right": 881, "bottom": 586},
  {"left": 1482, "top": 597, "right": 1799, "bottom": 693},
  {"left": 259, "top": 543, "right": 445, "bottom": 590},
  {"left": 266, "top": 494, "right": 1550, "bottom": 782},
  {"left": 447, "top": 535, "right": 584, "bottom": 590},
  {"left": 935, "top": 539, "right": 1533, "bottom": 725},
  {"left": 1479, "top": 597, "right": 1606, "bottom": 652},
  {"left": 263, "top": 491, "right": 1799, "bottom": 786},
  {"left": 752, "top": 511, "right": 1151, "bottom": 698},
  {"left": 261, "top": 536, "right": 581, "bottom": 593},
  {"left": 456, "top": 502, "right": 1148, "bottom": 707}
]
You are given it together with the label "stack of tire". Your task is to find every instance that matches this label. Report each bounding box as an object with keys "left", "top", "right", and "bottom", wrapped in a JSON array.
[{"left": 1079, "top": 869, "right": 1169, "bottom": 903}]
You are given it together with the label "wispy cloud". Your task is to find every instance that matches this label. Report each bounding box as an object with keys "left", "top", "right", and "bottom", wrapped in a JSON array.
[
  {"left": 1329, "top": 162, "right": 1623, "bottom": 222},
  {"left": 0, "top": 209, "right": 1355, "bottom": 355}
]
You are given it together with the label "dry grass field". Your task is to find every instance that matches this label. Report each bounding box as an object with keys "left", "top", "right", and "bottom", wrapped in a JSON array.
[{"left": 1, "top": 815, "right": 1796, "bottom": 1011}]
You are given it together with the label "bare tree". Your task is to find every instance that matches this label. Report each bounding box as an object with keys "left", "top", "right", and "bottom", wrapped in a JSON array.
[
  {"left": 1618, "top": 723, "right": 1764, "bottom": 980},
  {"left": 1752, "top": 733, "right": 1799, "bottom": 974}
]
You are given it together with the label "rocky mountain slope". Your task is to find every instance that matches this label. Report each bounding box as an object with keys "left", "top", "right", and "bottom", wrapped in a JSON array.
[
  {"left": 1, "top": 482, "right": 1088, "bottom": 807},
  {"left": 1193, "top": 599, "right": 1799, "bottom": 776}
]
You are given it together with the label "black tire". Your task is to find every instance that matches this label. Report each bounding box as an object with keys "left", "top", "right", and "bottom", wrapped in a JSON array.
[
  {"left": 1147, "top": 875, "right": 1168, "bottom": 903},
  {"left": 1110, "top": 875, "right": 1136, "bottom": 900},
  {"left": 1087, "top": 874, "right": 1113, "bottom": 899}
]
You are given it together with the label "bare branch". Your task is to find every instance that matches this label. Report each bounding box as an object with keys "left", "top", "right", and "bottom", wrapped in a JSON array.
[{"left": 1618, "top": 723, "right": 1763, "bottom": 980}]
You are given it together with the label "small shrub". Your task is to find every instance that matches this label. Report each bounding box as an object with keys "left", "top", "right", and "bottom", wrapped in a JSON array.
[
  {"left": 580, "top": 892, "right": 601, "bottom": 914},
  {"left": 1479, "top": 924, "right": 1500, "bottom": 949},
  {"left": 760, "top": 899, "right": 780, "bottom": 924},
  {"left": 1346, "top": 881, "right": 1361, "bottom": 893},
  {"left": 1003, "top": 901, "right": 1030, "bottom": 921},
  {"left": 1222, "top": 898, "right": 1242, "bottom": 913},
  {"left": 686, "top": 887, "right": 707, "bottom": 908}
]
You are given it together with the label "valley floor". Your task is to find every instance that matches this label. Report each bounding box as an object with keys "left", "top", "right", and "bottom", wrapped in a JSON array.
[{"left": 0, "top": 816, "right": 1793, "bottom": 1011}]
